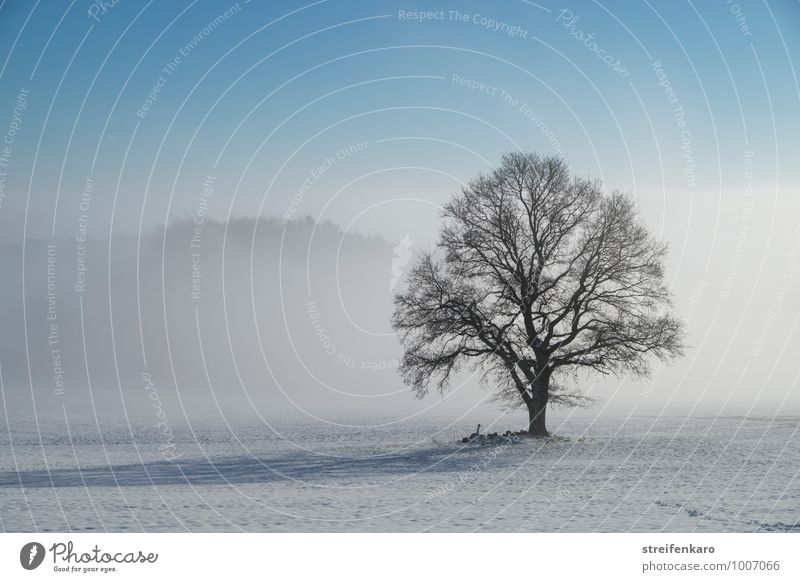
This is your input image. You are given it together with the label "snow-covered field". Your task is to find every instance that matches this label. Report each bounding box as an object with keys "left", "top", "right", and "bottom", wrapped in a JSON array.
[{"left": 1, "top": 414, "right": 798, "bottom": 532}]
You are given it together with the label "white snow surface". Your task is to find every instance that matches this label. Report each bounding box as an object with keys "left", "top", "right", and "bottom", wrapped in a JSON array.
[{"left": 0, "top": 414, "right": 798, "bottom": 532}]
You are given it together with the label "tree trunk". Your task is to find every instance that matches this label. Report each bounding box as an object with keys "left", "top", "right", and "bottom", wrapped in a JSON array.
[
  {"left": 527, "top": 401, "right": 549, "bottom": 437},
  {"left": 526, "top": 371, "right": 550, "bottom": 436}
]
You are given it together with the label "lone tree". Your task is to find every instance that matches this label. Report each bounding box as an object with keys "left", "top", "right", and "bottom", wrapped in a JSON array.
[{"left": 392, "top": 153, "right": 685, "bottom": 436}]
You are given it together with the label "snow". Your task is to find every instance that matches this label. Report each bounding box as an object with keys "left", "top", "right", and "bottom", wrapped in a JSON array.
[{"left": 0, "top": 414, "right": 798, "bottom": 532}]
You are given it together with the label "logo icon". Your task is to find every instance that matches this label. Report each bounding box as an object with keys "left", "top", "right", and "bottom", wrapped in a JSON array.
[{"left": 20, "top": 542, "right": 45, "bottom": 570}]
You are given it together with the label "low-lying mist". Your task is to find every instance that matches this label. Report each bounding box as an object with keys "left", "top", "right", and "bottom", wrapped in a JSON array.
[{"left": 0, "top": 216, "right": 470, "bottom": 429}]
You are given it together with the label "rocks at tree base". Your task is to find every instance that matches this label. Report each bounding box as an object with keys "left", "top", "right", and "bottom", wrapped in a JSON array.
[{"left": 460, "top": 429, "right": 528, "bottom": 445}]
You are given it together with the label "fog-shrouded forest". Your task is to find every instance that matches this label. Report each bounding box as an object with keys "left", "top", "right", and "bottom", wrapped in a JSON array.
[{"left": 0, "top": 217, "right": 442, "bottom": 426}]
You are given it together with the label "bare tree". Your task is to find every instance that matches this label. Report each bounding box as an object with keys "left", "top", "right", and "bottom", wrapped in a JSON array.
[{"left": 392, "top": 153, "right": 685, "bottom": 436}]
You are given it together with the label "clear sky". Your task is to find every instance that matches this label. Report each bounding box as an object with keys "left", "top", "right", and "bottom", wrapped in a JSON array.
[
  {"left": 1, "top": 0, "right": 798, "bottom": 243},
  {"left": 1, "top": 1, "right": 799, "bottom": 418}
]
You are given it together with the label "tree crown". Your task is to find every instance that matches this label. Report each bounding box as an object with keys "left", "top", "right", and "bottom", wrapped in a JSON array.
[{"left": 392, "top": 152, "right": 685, "bottom": 409}]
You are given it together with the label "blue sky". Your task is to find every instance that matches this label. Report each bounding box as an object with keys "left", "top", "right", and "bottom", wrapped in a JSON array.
[{"left": 0, "top": 0, "right": 798, "bottom": 244}]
